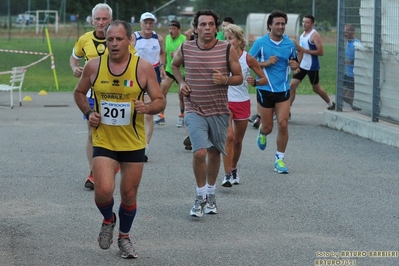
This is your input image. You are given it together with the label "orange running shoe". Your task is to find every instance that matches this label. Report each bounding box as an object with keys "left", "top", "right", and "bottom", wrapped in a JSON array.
[
  {"left": 85, "top": 172, "right": 94, "bottom": 190},
  {"left": 116, "top": 165, "right": 120, "bottom": 174}
]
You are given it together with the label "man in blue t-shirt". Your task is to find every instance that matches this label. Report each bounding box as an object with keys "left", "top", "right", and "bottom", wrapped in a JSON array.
[
  {"left": 343, "top": 24, "right": 361, "bottom": 110},
  {"left": 248, "top": 10, "right": 298, "bottom": 174}
]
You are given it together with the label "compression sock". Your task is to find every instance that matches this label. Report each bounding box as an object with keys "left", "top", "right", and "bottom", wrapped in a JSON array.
[
  {"left": 118, "top": 202, "right": 137, "bottom": 234},
  {"left": 96, "top": 198, "right": 114, "bottom": 224}
]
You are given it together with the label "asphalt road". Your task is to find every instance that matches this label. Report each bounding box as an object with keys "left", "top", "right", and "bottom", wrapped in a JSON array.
[{"left": 1, "top": 92, "right": 398, "bottom": 266}]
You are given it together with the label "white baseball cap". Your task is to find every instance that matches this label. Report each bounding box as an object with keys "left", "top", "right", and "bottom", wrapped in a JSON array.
[{"left": 140, "top": 12, "right": 157, "bottom": 22}]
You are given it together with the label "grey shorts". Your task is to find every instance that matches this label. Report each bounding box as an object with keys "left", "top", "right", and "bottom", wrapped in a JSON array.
[{"left": 185, "top": 112, "right": 229, "bottom": 155}]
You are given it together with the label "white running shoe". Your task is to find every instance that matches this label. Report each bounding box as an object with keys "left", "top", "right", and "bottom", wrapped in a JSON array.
[
  {"left": 204, "top": 194, "right": 218, "bottom": 214},
  {"left": 118, "top": 237, "right": 138, "bottom": 259},
  {"left": 221, "top": 174, "right": 232, "bottom": 187},
  {"left": 190, "top": 195, "right": 207, "bottom": 217},
  {"left": 231, "top": 169, "right": 240, "bottom": 185},
  {"left": 176, "top": 116, "right": 184, "bottom": 128}
]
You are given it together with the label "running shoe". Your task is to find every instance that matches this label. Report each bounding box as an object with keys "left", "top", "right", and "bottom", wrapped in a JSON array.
[
  {"left": 231, "top": 169, "right": 240, "bottom": 185},
  {"left": 327, "top": 102, "right": 336, "bottom": 110},
  {"left": 190, "top": 195, "right": 207, "bottom": 217},
  {"left": 252, "top": 115, "right": 260, "bottom": 129},
  {"left": 221, "top": 173, "right": 232, "bottom": 187},
  {"left": 116, "top": 165, "right": 120, "bottom": 174},
  {"left": 183, "top": 136, "right": 192, "bottom": 150},
  {"left": 274, "top": 159, "right": 289, "bottom": 174},
  {"left": 98, "top": 213, "right": 116, "bottom": 249},
  {"left": 249, "top": 114, "right": 258, "bottom": 123},
  {"left": 153, "top": 116, "right": 165, "bottom": 125},
  {"left": 176, "top": 116, "right": 184, "bottom": 128},
  {"left": 257, "top": 127, "right": 267, "bottom": 150},
  {"left": 118, "top": 237, "right": 138, "bottom": 259},
  {"left": 204, "top": 194, "right": 218, "bottom": 214},
  {"left": 84, "top": 172, "right": 94, "bottom": 190},
  {"left": 144, "top": 147, "right": 148, "bottom": 162}
]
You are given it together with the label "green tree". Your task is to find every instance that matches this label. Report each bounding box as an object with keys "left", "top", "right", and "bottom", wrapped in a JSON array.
[
  {"left": 0, "top": 0, "right": 171, "bottom": 23},
  {"left": 0, "top": 0, "right": 340, "bottom": 27},
  {"left": 192, "top": 0, "right": 338, "bottom": 26}
]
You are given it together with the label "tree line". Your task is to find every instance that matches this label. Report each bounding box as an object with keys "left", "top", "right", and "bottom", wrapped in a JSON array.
[{"left": 2, "top": 0, "right": 358, "bottom": 27}]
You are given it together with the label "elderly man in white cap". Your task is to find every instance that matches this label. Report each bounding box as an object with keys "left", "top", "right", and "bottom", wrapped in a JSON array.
[{"left": 132, "top": 12, "right": 166, "bottom": 162}]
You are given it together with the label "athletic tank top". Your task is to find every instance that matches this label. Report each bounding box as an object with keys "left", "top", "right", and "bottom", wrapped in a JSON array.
[
  {"left": 165, "top": 34, "right": 186, "bottom": 76},
  {"left": 73, "top": 31, "right": 137, "bottom": 98},
  {"left": 228, "top": 50, "right": 250, "bottom": 102},
  {"left": 182, "top": 40, "right": 230, "bottom": 116},
  {"left": 134, "top": 31, "right": 160, "bottom": 66},
  {"left": 299, "top": 29, "right": 320, "bottom": 71},
  {"left": 91, "top": 54, "right": 146, "bottom": 151}
]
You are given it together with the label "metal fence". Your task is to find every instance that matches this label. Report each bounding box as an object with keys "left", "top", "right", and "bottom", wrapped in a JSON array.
[{"left": 336, "top": 0, "right": 399, "bottom": 124}]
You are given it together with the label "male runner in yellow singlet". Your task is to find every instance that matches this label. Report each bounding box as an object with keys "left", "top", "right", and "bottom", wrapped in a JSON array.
[
  {"left": 70, "top": 3, "right": 112, "bottom": 190},
  {"left": 74, "top": 20, "right": 165, "bottom": 259}
]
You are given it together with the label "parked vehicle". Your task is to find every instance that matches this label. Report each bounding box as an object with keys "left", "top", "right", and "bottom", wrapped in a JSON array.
[{"left": 16, "top": 14, "right": 36, "bottom": 25}]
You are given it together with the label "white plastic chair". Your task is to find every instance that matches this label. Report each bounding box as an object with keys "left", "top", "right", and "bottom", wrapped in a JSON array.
[{"left": 0, "top": 66, "right": 26, "bottom": 108}]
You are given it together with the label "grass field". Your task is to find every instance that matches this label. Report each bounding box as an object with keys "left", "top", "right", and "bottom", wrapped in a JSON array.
[{"left": 0, "top": 25, "right": 337, "bottom": 95}]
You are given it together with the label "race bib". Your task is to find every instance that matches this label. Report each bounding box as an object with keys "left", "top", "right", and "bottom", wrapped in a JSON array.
[{"left": 100, "top": 100, "right": 131, "bottom": 126}]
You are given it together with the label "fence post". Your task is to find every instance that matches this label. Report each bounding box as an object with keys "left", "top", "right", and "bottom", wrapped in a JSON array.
[
  {"left": 371, "top": 0, "right": 382, "bottom": 122},
  {"left": 335, "top": 0, "right": 346, "bottom": 111}
]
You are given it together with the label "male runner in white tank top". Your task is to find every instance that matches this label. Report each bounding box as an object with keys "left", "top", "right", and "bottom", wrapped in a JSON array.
[
  {"left": 289, "top": 15, "right": 335, "bottom": 115},
  {"left": 132, "top": 12, "right": 166, "bottom": 162}
]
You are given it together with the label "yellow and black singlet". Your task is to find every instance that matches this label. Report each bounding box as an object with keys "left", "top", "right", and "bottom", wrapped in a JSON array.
[{"left": 92, "top": 54, "right": 146, "bottom": 151}]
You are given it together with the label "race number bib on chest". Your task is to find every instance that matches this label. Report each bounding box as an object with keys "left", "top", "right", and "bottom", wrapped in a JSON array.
[{"left": 100, "top": 101, "right": 131, "bottom": 126}]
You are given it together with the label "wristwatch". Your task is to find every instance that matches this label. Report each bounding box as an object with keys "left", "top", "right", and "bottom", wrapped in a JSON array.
[{"left": 85, "top": 110, "right": 94, "bottom": 120}]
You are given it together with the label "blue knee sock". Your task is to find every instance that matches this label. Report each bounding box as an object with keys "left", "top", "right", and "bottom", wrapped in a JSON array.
[
  {"left": 118, "top": 202, "right": 137, "bottom": 234},
  {"left": 95, "top": 198, "right": 114, "bottom": 223}
]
